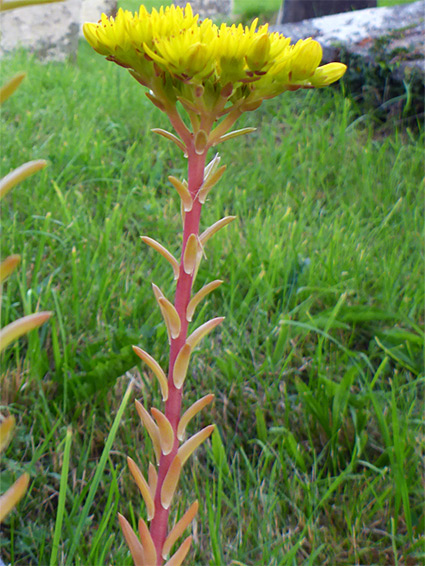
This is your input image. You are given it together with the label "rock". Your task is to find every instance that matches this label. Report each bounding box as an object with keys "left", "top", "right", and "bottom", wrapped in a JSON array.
[
  {"left": 272, "top": 0, "right": 424, "bottom": 83},
  {"left": 174, "top": 0, "right": 233, "bottom": 19},
  {"left": 0, "top": 0, "right": 117, "bottom": 61},
  {"left": 80, "top": 0, "right": 117, "bottom": 34},
  {"left": 0, "top": 0, "right": 81, "bottom": 62},
  {"left": 278, "top": 0, "right": 376, "bottom": 24}
]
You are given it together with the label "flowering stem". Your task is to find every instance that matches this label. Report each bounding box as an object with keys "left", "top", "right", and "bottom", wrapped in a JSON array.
[{"left": 149, "top": 143, "right": 207, "bottom": 563}]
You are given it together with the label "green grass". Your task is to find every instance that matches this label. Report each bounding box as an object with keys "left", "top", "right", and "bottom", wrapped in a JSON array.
[{"left": 1, "top": 37, "right": 424, "bottom": 566}]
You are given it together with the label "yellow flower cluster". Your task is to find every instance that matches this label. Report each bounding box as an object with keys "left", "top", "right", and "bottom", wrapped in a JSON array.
[{"left": 84, "top": 4, "right": 346, "bottom": 118}]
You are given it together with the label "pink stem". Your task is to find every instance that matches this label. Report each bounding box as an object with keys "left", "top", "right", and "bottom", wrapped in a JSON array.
[{"left": 149, "top": 142, "right": 207, "bottom": 563}]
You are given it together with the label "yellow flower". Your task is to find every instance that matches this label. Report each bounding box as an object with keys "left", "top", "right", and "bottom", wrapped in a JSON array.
[{"left": 83, "top": 4, "right": 346, "bottom": 123}]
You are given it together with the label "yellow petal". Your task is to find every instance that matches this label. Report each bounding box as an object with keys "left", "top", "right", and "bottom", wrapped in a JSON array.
[
  {"left": 0, "top": 312, "right": 52, "bottom": 353},
  {"left": 135, "top": 400, "right": 161, "bottom": 463},
  {"left": 138, "top": 518, "right": 157, "bottom": 565},
  {"left": 162, "top": 501, "right": 198, "bottom": 558},
  {"left": 173, "top": 343, "right": 192, "bottom": 389},
  {"left": 151, "top": 408, "right": 174, "bottom": 455},
  {"left": 310, "top": 63, "right": 347, "bottom": 87},
  {"left": 0, "top": 473, "right": 29, "bottom": 523},
  {"left": 199, "top": 216, "right": 236, "bottom": 246},
  {"left": 183, "top": 234, "right": 199, "bottom": 276},
  {"left": 118, "top": 513, "right": 145, "bottom": 566},
  {"left": 161, "top": 455, "right": 182, "bottom": 510},
  {"left": 177, "top": 394, "right": 214, "bottom": 441},
  {"left": 163, "top": 535, "right": 192, "bottom": 566},
  {"left": 127, "top": 457, "right": 155, "bottom": 521},
  {"left": 186, "top": 280, "right": 223, "bottom": 322},
  {"left": 177, "top": 424, "right": 215, "bottom": 466},
  {"left": 141, "top": 236, "right": 179, "bottom": 281},
  {"left": 132, "top": 346, "right": 169, "bottom": 401},
  {"left": 186, "top": 317, "right": 224, "bottom": 350},
  {"left": 0, "top": 254, "right": 20, "bottom": 284}
]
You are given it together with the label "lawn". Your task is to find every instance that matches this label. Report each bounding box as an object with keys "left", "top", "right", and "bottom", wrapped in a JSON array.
[{"left": 0, "top": 21, "right": 424, "bottom": 566}]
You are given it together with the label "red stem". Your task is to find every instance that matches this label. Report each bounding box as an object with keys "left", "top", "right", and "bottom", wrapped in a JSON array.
[{"left": 149, "top": 143, "right": 207, "bottom": 563}]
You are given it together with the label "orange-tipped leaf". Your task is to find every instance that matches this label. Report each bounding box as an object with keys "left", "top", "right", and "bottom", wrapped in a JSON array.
[
  {"left": 0, "top": 254, "right": 20, "bottom": 283},
  {"left": 198, "top": 165, "right": 226, "bottom": 204},
  {"left": 0, "top": 472, "right": 29, "bottom": 523},
  {"left": 186, "top": 280, "right": 223, "bottom": 322},
  {"left": 177, "top": 425, "right": 215, "bottom": 466},
  {"left": 0, "top": 415, "right": 15, "bottom": 452},
  {"left": 135, "top": 400, "right": 161, "bottom": 463},
  {"left": 173, "top": 343, "right": 192, "bottom": 389},
  {"left": 148, "top": 462, "right": 157, "bottom": 497},
  {"left": 183, "top": 234, "right": 198, "bottom": 276},
  {"left": 0, "top": 160, "right": 47, "bottom": 200},
  {"left": 199, "top": 216, "right": 236, "bottom": 246},
  {"left": 162, "top": 501, "right": 199, "bottom": 558},
  {"left": 151, "top": 408, "right": 174, "bottom": 455},
  {"left": 161, "top": 455, "right": 182, "bottom": 510},
  {"left": 177, "top": 394, "right": 215, "bottom": 441},
  {"left": 158, "top": 297, "right": 181, "bottom": 339},
  {"left": 168, "top": 176, "right": 193, "bottom": 212},
  {"left": 118, "top": 513, "right": 145, "bottom": 566},
  {"left": 138, "top": 518, "right": 157, "bottom": 565},
  {"left": 127, "top": 457, "right": 155, "bottom": 521},
  {"left": 0, "top": 312, "right": 52, "bottom": 353},
  {"left": 141, "top": 236, "right": 180, "bottom": 280},
  {"left": 186, "top": 317, "right": 224, "bottom": 350},
  {"left": 164, "top": 535, "right": 193, "bottom": 566},
  {"left": 132, "top": 346, "right": 168, "bottom": 401}
]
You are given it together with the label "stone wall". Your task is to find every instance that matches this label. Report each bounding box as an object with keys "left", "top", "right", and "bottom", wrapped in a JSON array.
[
  {"left": 0, "top": 0, "right": 117, "bottom": 61},
  {"left": 0, "top": 0, "right": 81, "bottom": 61},
  {"left": 174, "top": 0, "right": 233, "bottom": 19}
]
